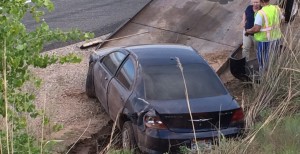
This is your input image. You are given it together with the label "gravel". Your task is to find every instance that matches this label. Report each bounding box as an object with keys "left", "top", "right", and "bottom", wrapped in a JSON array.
[{"left": 28, "top": 36, "right": 111, "bottom": 152}]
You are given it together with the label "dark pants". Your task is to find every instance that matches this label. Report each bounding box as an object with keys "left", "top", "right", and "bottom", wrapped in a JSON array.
[{"left": 285, "top": 0, "right": 294, "bottom": 22}]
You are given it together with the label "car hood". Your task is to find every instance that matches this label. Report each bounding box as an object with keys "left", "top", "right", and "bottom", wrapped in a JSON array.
[{"left": 146, "top": 94, "right": 239, "bottom": 114}]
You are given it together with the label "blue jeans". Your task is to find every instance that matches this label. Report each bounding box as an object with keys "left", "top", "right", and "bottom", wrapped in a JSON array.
[{"left": 256, "top": 40, "right": 280, "bottom": 72}]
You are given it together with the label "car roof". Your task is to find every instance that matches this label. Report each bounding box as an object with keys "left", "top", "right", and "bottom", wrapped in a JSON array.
[{"left": 124, "top": 44, "right": 207, "bottom": 66}]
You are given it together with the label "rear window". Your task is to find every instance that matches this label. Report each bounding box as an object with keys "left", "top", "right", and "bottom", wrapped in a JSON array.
[{"left": 143, "top": 63, "right": 227, "bottom": 100}]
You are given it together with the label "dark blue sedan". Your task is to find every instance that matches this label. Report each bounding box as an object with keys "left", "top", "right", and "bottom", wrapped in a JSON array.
[{"left": 86, "top": 44, "right": 244, "bottom": 153}]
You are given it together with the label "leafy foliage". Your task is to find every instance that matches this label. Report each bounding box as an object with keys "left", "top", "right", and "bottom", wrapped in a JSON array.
[{"left": 0, "top": 0, "right": 93, "bottom": 153}]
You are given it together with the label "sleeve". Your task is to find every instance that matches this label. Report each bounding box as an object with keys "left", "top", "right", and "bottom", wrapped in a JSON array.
[{"left": 254, "top": 12, "right": 263, "bottom": 26}]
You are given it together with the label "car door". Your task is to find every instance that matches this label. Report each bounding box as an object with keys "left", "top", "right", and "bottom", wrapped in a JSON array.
[
  {"left": 107, "top": 56, "right": 136, "bottom": 121},
  {"left": 94, "top": 51, "right": 128, "bottom": 112}
]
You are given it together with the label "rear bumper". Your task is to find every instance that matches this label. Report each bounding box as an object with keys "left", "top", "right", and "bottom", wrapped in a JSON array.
[{"left": 134, "top": 125, "right": 243, "bottom": 154}]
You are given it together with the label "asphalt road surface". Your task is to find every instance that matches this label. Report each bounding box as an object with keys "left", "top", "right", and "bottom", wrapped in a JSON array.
[{"left": 23, "top": 0, "right": 150, "bottom": 50}]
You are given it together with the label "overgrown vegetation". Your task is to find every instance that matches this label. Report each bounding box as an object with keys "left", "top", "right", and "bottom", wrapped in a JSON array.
[
  {"left": 0, "top": 0, "right": 93, "bottom": 153},
  {"left": 105, "top": 7, "right": 300, "bottom": 154}
]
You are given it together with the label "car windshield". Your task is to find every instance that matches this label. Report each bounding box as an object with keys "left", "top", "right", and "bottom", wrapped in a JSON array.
[{"left": 143, "top": 63, "right": 227, "bottom": 100}]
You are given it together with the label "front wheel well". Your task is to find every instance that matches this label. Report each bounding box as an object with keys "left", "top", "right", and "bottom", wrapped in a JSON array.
[{"left": 118, "top": 114, "right": 131, "bottom": 129}]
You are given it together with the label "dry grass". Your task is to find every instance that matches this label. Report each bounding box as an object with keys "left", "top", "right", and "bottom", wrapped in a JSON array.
[
  {"left": 176, "top": 57, "right": 200, "bottom": 152},
  {"left": 211, "top": 7, "right": 300, "bottom": 154}
]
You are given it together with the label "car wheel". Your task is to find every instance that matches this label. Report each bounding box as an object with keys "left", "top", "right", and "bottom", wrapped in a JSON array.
[
  {"left": 122, "top": 121, "right": 137, "bottom": 152},
  {"left": 86, "top": 62, "right": 96, "bottom": 98}
]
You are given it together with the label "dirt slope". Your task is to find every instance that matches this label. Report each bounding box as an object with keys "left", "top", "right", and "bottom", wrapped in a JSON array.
[{"left": 28, "top": 37, "right": 111, "bottom": 153}]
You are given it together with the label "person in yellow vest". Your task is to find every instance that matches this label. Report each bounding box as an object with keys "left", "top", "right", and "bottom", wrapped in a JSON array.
[{"left": 245, "top": 0, "right": 283, "bottom": 73}]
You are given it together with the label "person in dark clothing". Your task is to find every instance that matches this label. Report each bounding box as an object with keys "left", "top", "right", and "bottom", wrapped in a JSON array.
[
  {"left": 284, "top": 0, "right": 295, "bottom": 22},
  {"left": 242, "top": 0, "right": 261, "bottom": 60},
  {"left": 278, "top": 0, "right": 296, "bottom": 22}
]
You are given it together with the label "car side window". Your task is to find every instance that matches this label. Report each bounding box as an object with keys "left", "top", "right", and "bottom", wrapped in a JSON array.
[
  {"left": 116, "top": 57, "right": 135, "bottom": 90},
  {"left": 102, "top": 51, "right": 127, "bottom": 75}
]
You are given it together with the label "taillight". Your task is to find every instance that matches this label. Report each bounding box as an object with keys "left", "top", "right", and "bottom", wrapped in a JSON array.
[
  {"left": 231, "top": 108, "right": 244, "bottom": 122},
  {"left": 144, "top": 110, "right": 167, "bottom": 129}
]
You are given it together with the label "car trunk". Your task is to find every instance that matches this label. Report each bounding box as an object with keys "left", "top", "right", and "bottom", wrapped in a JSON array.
[
  {"left": 160, "top": 110, "right": 234, "bottom": 133},
  {"left": 148, "top": 94, "right": 240, "bottom": 133}
]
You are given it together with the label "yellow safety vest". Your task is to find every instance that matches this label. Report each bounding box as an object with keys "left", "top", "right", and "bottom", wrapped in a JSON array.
[{"left": 254, "top": 5, "right": 281, "bottom": 42}]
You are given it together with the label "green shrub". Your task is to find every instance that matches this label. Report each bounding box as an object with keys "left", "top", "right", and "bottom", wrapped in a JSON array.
[{"left": 0, "top": 0, "right": 93, "bottom": 153}]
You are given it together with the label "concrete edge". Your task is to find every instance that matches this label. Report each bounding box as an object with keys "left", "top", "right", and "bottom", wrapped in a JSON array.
[{"left": 95, "top": 0, "right": 154, "bottom": 50}]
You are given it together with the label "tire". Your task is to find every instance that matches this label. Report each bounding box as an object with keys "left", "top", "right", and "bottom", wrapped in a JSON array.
[
  {"left": 86, "top": 62, "right": 96, "bottom": 98},
  {"left": 122, "top": 121, "right": 138, "bottom": 153}
]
